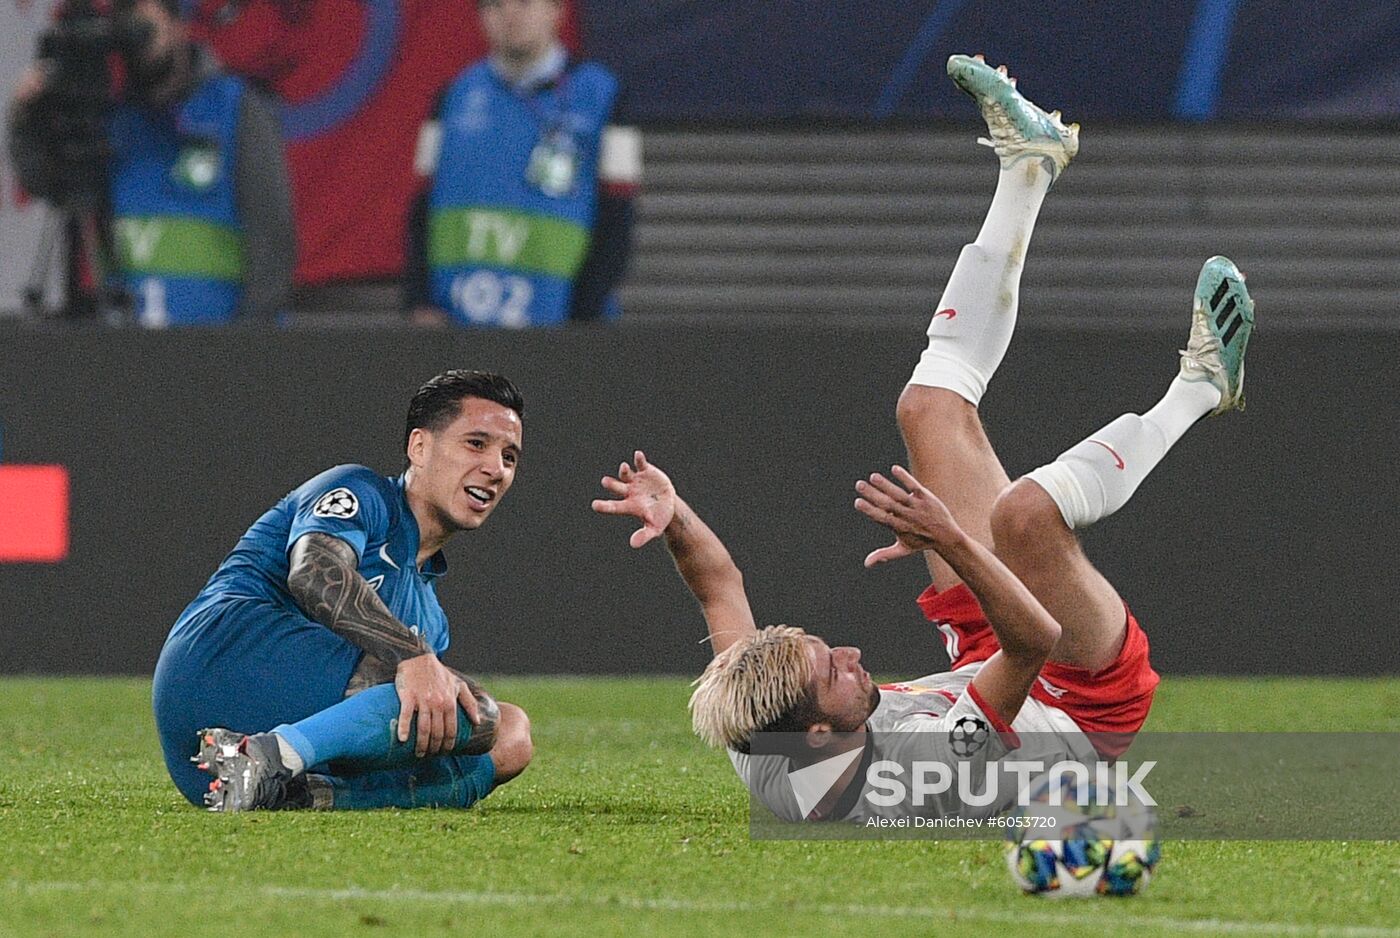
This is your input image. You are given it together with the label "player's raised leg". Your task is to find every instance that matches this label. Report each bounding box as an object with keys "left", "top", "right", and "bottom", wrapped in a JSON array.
[
  {"left": 898, "top": 54, "right": 1079, "bottom": 590},
  {"left": 994, "top": 257, "right": 1255, "bottom": 669}
]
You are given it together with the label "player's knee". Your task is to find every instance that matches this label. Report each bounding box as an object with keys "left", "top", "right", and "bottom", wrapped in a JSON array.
[
  {"left": 991, "top": 478, "right": 1066, "bottom": 559},
  {"left": 895, "top": 384, "right": 976, "bottom": 440},
  {"left": 491, "top": 702, "right": 533, "bottom": 783}
]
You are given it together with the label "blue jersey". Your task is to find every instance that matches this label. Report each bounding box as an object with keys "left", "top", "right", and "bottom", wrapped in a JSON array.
[{"left": 177, "top": 465, "right": 451, "bottom": 654}]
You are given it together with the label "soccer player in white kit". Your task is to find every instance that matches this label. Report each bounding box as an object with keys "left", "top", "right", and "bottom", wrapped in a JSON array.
[{"left": 593, "top": 55, "right": 1254, "bottom": 823}]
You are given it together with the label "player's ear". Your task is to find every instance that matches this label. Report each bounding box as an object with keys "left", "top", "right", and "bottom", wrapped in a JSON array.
[{"left": 406, "top": 427, "right": 429, "bottom": 467}]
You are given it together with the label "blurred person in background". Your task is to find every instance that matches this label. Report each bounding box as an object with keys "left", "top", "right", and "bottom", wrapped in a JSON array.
[
  {"left": 405, "top": 0, "right": 640, "bottom": 327},
  {"left": 7, "top": 0, "right": 293, "bottom": 325}
]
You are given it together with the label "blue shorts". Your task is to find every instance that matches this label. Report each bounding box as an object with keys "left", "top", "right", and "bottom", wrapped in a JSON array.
[{"left": 152, "top": 597, "right": 363, "bottom": 805}]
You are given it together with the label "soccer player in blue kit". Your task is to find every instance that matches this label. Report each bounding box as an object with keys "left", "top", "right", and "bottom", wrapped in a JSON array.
[{"left": 152, "top": 370, "right": 534, "bottom": 811}]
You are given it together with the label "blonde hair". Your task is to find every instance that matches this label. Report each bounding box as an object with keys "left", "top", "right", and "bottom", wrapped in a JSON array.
[{"left": 689, "top": 625, "right": 814, "bottom": 752}]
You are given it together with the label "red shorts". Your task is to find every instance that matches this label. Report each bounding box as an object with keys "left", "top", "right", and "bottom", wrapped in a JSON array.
[{"left": 916, "top": 583, "right": 1160, "bottom": 758}]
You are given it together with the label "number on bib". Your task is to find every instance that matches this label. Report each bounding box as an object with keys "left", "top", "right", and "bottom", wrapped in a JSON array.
[
  {"left": 450, "top": 271, "right": 534, "bottom": 328},
  {"left": 139, "top": 277, "right": 169, "bottom": 328}
]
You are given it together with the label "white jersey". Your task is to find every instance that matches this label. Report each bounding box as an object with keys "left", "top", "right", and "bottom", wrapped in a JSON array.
[{"left": 729, "top": 662, "right": 1097, "bottom": 824}]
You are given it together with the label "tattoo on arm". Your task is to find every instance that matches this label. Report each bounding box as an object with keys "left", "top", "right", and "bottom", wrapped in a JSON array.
[{"left": 287, "top": 533, "right": 430, "bottom": 666}]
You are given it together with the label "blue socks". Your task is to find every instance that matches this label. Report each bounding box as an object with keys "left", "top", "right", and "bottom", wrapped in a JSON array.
[
  {"left": 316, "top": 754, "right": 497, "bottom": 810},
  {"left": 272, "top": 683, "right": 478, "bottom": 774}
]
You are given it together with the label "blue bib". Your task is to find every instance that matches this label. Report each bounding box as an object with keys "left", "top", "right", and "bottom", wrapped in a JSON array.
[
  {"left": 428, "top": 61, "right": 618, "bottom": 327},
  {"left": 109, "top": 75, "right": 246, "bottom": 326}
]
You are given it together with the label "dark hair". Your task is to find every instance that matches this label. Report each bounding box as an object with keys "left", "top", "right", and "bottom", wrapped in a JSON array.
[
  {"left": 403, "top": 370, "right": 524, "bottom": 454},
  {"left": 743, "top": 690, "right": 822, "bottom": 754}
]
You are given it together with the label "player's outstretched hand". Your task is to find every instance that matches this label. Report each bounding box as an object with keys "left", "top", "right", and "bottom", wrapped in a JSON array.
[
  {"left": 854, "top": 465, "right": 961, "bottom": 568},
  {"left": 591, "top": 450, "right": 676, "bottom": 549},
  {"left": 395, "top": 653, "right": 480, "bottom": 757}
]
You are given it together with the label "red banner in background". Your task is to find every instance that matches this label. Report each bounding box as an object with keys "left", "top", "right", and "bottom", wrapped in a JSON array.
[
  {"left": 0, "top": 465, "right": 69, "bottom": 563},
  {"left": 189, "top": 0, "right": 579, "bottom": 287}
]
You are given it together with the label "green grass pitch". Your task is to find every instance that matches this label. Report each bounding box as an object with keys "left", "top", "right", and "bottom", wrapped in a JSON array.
[{"left": 1, "top": 676, "right": 1396, "bottom": 937}]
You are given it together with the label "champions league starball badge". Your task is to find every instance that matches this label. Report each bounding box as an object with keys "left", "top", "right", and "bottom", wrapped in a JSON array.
[
  {"left": 526, "top": 128, "right": 579, "bottom": 197},
  {"left": 312, "top": 488, "right": 360, "bottom": 519},
  {"left": 171, "top": 143, "right": 222, "bottom": 191},
  {"left": 948, "top": 716, "right": 990, "bottom": 758}
]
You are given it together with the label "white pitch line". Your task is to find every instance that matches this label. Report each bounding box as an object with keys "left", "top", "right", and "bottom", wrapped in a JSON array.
[{"left": 6, "top": 879, "right": 1398, "bottom": 937}]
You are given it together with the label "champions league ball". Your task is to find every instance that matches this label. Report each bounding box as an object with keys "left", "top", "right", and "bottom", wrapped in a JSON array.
[
  {"left": 1005, "top": 771, "right": 1161, "bottom": 897},
  {"left": 1008, "top": 835, "right": 1160, "bottom": 898}
]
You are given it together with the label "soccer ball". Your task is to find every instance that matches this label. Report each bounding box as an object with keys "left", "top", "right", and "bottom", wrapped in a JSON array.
[{"left": 1005, "top": 771, "right": 1160, "bottom": 897}]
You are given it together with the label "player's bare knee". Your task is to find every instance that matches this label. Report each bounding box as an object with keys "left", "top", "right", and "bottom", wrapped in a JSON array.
[
  {"left": 895, "top": 384, "right": 977, "bottom": 440},
  {"left": 991, "top": 478, "right": 1066, "bottom": 559},
  {"left": 491, "top": 702, "right": 533, "bottom": 783}
]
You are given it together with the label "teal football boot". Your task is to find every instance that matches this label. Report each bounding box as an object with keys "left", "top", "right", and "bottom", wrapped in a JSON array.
[
  {"left": 1181, "top": 255, "right": 1255, "bottom": 414},
  {"left": 946, "top": 53, "right": 1079, "bottom": 182}
]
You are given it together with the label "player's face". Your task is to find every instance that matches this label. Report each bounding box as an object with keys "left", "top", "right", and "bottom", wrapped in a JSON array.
[
  {"left": 804, "top": 637, "right": 880, "bottom": 732},
  {"left": 411, "top": 396, "right": 523, "bottom": 532},
  {"left": 132, "top": 0, "right": 185, "bottom": 68},
  {"left": 479, "top": 0, "right": 562, "bottom": 63}
]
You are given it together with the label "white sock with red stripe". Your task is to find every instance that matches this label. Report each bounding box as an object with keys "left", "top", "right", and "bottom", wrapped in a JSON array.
[
  {"left": 908, "top": 161, "right": 1053, "bottom": 406},
  {"left": 1024, "top": 375, "right": 1221, "bottom": 529}
]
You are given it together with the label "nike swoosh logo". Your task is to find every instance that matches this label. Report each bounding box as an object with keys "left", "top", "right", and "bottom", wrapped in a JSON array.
[
  {"left": 1088, "top": 440, "right": 1125, "bottom": 470},
  {"left": 378, "top": 544, "right": 400, "bottom": 569},
  {"left": 933, "top": 308, "right": 957, "bottom": 320}
]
